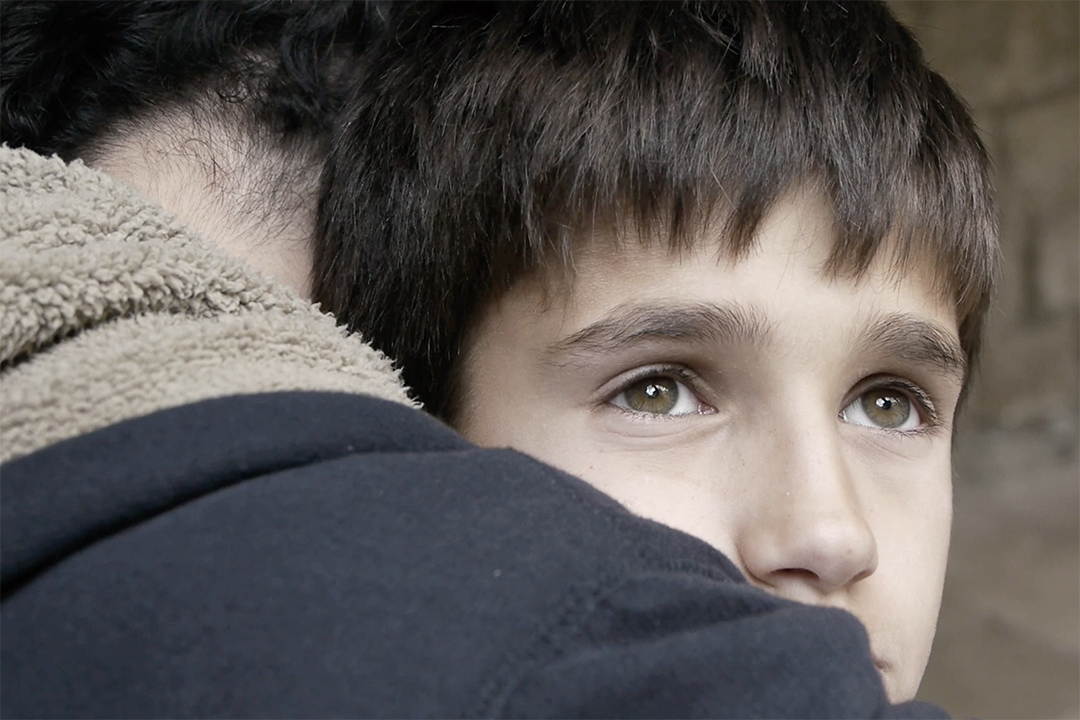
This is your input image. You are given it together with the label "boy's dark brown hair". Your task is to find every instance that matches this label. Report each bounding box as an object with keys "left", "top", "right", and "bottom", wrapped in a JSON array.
[{"left": 316, "top": 0, "right": 999, "bottom": 419}]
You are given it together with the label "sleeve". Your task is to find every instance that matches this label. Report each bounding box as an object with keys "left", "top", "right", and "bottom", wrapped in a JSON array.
[{"left": 498, "top": 573, "right": 950, "bottom": 719}]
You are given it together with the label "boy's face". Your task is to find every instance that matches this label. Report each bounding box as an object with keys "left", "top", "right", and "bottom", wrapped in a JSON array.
[{"left": 456, "top": 188, "right": 964, "bottom": 702}]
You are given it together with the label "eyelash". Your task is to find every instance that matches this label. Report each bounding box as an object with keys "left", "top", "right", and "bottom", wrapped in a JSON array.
[
  {"left": 603, "top": 364, "right": 711, "bottom": 418},
  {"left": 602, "top": 366, "right": 941, "bottom": 434},
  {"left": 846, "top": 375, "right": 941, "bottom": 435}
]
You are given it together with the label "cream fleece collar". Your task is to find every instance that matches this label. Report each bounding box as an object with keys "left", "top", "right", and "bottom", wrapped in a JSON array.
[{"left": 1, "top": 146, "right": 414, "bottom": 463}]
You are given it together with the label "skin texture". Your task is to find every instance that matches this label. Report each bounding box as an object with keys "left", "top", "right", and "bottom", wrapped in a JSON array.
[{"left": 456, "top": 189, "right": 962, "bottom": 702}]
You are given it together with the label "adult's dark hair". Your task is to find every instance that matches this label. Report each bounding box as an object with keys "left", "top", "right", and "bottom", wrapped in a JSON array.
[
  {"left": 316, "top": 0, "right": 999, "bottom": 420},
  {"left": 0, "top": 0, "right": 387, "bottom": 161}
]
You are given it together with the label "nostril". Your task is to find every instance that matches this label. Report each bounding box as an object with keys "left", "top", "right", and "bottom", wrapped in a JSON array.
[
  {"left": 746, "top": 567, "right": 831, "bottom": 605},
  {"left": 776, "top": 568, "right": 820, "bottom": 582},
  {"left": 850, "top": 566, "right": 874, "bottom": 584},
  {"left": 747, "top": 543, "right": 877, "bottom": 592}
]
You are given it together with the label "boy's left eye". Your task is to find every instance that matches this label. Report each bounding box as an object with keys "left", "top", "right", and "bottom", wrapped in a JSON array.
[
  {"left": 840, "top": 386, "right": 922, "bottom": 431},
  {"left": 610, "top": 374, "right": 710, "bottom": 416}
]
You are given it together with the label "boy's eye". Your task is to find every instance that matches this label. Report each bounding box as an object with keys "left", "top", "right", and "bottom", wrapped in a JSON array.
[
  {"left": 611, "top": 374, "right": 709, "bottom": 416},
  {"left": 841, "top": 387, "right": 921, "bottom": 430}
]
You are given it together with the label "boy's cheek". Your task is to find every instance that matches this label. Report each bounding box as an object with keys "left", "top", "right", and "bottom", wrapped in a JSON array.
[{"left": 864, "top": 462, "right": 952, "bottom": 701}]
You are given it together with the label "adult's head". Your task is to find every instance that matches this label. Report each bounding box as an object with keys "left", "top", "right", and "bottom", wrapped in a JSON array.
[{"left": 1, "top": 0, "right": 388, "bottom": 295}]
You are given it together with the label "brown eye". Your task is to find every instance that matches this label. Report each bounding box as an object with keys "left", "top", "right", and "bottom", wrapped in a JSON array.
[
  {"left": 610, "top": 370, "right": 714, "bottom": 417},
  {"left": 623, "top": 377, "right": 680, "bottom": 414},
  {"left": 859, "top": 388, "right": 912, "bottom": 429}
]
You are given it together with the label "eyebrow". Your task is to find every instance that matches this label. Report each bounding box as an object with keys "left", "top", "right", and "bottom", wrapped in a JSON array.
[
  {"left": 857, "top": 314, "right": 968, "bottom": 383},
  {"left": 543, "top": 302, "right": 967, "bottom": 383},
  {"left": 543, "top": 301, "right": 770, "bottom": 366}
]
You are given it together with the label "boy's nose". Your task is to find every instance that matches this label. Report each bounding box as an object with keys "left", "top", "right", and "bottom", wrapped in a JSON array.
[{"left": 735, "top": 425, "right": 878, "bottom": 599}]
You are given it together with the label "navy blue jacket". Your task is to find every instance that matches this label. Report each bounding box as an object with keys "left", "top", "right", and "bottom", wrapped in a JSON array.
[{"left": 1, "top": 392, "right": 947, "bottom": 718}]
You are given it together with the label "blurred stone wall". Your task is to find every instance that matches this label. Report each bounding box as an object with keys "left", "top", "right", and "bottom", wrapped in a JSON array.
[
  {"left": 888, "top": 3, "right": 1079, "bottom": 718},
  {"left": 890, "top": 0, "right": 1079, "bottom": 433}
]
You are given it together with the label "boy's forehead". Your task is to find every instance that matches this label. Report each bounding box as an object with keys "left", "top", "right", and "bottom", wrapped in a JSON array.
[
  {"left": 536, "top": 188, "right": 959, "bottom": 321},
  {"left": 503, "top": 191, "right": 966, "bottom": 385}
]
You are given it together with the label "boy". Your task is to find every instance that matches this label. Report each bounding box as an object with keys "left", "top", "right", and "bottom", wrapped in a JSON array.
[
  {"left": 2, "top": 2, "right": 949, "bottom": 716},
  {"left": 319, "top": 0, "right": 999, "bottom": 704}
]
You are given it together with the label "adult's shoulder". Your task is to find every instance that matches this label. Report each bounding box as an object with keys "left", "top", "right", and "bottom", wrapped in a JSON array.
[
  {"left": 0, "top": 392, "right": 728, "bottom": 716},
  {"left": 0, "top": 391, "right": 947, "bottom": 718}
]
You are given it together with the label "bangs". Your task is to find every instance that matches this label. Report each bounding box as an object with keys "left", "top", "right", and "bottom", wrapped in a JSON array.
[{"left": 482, "top": 2, "right": 998, "bottom": 356}]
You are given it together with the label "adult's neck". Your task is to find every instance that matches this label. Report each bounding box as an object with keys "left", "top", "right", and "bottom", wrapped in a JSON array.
[{"left": 88, "top": 114, "right": 317, "bottom": 298}]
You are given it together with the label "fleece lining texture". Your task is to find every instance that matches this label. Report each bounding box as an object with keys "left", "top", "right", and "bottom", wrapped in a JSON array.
[{"left": 0, "top": 145, "right": 413, "bottom": 462}]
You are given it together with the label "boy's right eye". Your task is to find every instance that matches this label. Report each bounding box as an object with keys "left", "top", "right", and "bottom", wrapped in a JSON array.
[{"left": 609, "top": 371, "right": 714, "bottom": 417}]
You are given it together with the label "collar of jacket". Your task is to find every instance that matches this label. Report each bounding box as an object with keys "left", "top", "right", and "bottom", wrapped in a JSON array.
[{"left": 0, "top": 146, "right": 414, "bottom": 463}]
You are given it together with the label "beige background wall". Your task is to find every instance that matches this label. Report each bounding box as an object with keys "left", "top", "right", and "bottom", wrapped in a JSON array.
[{"left": 887, "top": 2, "right": 1079, "bottom": 718}]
